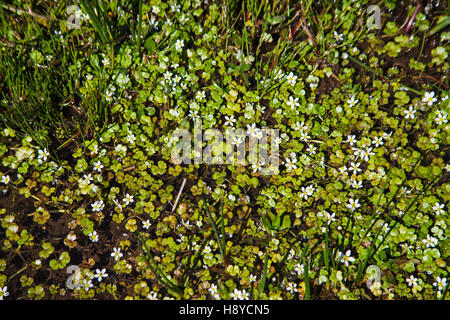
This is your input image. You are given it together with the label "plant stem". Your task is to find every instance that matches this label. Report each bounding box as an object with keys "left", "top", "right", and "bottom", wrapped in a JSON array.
[
  {"left": 203, "top": 197, "right": 226, "bottom": 265},
  {"left": 259, "top": 251, "right": 269, "bottom": 293}
]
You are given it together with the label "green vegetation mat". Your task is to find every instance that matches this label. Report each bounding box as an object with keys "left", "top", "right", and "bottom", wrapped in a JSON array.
[{"left": 0, "top": 0, "right": 449, "bottom": 300}]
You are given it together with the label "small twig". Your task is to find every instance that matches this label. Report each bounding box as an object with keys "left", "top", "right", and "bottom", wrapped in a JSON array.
[
  {"left": 404, "top": 4, "right": 421, "bottom": 34},
  {"left": 421, "top": 74, "right": 449, "bottom": 91},
  {"left": 1, "top": 4, "right": 50, "bottom": 24},
  {"left": 299, "top": 18, "right": 321, "bottom": 56},
  {"left": 347, "top": 55, "right": 387, "bottom": 83},
  {"left": 172, "top": 178, "right": 187, "bottom": 213},
  {"left": 9, "top": 265, "right": 29, "bottom": 281},
  {"left": 57, "top": 131, "right": 81, "bottom": 150},
  {"left": 122, "top": 166, "right": 136, "bottom": 172}
]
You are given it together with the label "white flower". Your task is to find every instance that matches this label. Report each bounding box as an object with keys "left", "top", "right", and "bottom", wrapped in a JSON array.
[
  {"left": 359, "top": 147, "right": 374, "bottom": 162},
  {"left": 126, "top": 134, "right": 136, "bottom": 144},
  {"left": 147, "top": 292, "right": 158, "bottom": 300},
  {"left": 111, "top": 247, "right": 123, "bottom": 261},
  {"left": 351, "top": 179, "right": 363, "bottom": 189},
  {"left": 294, "top": 264, "right": 304, "bottom": 276},
  {"left": 175, "top": 39, "right": 184, "bottom": 51},
  {"left": 173, "top": 74, "right": 181, "bottom": 83},
  {"left": 147, "top": 15, "right": 159, "bottom": 29},
  {"left": 305, "top": 185, "right": 315, "bottom": 196},
  {"left": 163, "top": 71, "right": 172, "bottom": 81},
  {"left": 88, "top": 231, "right": 99, "bottom": 242},
  {"left": 37, "top": 148, "right": 49, "bottom": 162},
  {"left": 432, "top": 202, "right": 445, "bottom": 215},
  {"left": 93, "top": 161, "right": 103, "bottom": 172},
  {"left": 292, "top": 121, "right": 308, "bottom": 131},
  {"left": 299, "top": 130, "right": 310, "bottom": 142},
  {"left": 256, "top": 104, "right": 266, "bottom": 113},
  {"left": 208, "top": 284, "right": 218, "bottom": 296},
  {"left": 240, "top": 289, "right": 249, "bottom": 300},
  {"left": 273, "top": 68, "right": 284, "bottom": 80},
  {"left": 372, "top": 136, "right": 384, "bottom": 147},
  {"left": 123, "top": 193, "right": 134, "bottom": 206},
  {"left": 325, "top": 211, "right": 336, "bottom": 225},
  {"left": 423, "top": 234, "right": 438, "bottom": 248},
  {"left": 0, "top": 286, "right": 9, "bottom": 300},
  {"left": 91, "top": 200, "right": 105, "bottom": 212},
  {"left": 224, "top": 115, "right": 236, "bottom": 127},
  {"left": 231, "top": 135, "right": 243, "bottom": 146},
  {"left": 105, "top": 87, "right": 116, "bottom": 101},
  {"left": 142, "top": 220, "right": 151, "bottom": 229},
  {"left": 347, "top": 96, "right": 358, "bottom": 108},
  {"left": 203, "top": 246, "right": 211, "bottom": 254},
  {"left": 1, "top": 175, "right": 10, "bottom": 185},
  {"left": 196, "top": 90, "right": 205, "bottom": 100},
  {"left": 249, "top": 274, "right": 257, "bottom": 283},
  {"left": 91, "top": 145, "right": 100, "bottom": 156},
  {"left": 254, "top": 128, "right": 263, "bottom": 139},
  {"left": 299, "top": 187, "right": 309, "bottom": 200},
  {"left": 286, "top": 282, "right": 297, "bottom": 294},
  {"left": 347, "top": 135, "right": 357, "bottom": 146},
  {"left": 252, "top": 160, "right": 265, "bottom": 173},
  {"left": 230, "top": 288, "right": 241, "bottom": 300},
  {"left": 179, "top": 14, "right": 188, "bottom": 24},
  {"left": 404, "top": 106, "right": 416, "bottom": 119},
  {"left": 349, "top": 162, "right": 361, "bottom": 175},
  {"left": 338, "top": 250, "right": 355, "bottom": 267},
  {"left": 422, "top": 91, "right": 437, "bottom": 106},
  {"left": 286, "top": 96, "right": 299, "bottom": 109},
  {"left": 83, "top": 173, "right": 93, "bottom": 184},
  {"left": 286, "top": 72, "right": 297, "bottom": 86},
  {"left": 284, "top": 156, "right": 297, "bottom": 171},
  {"left": 246, "top": 123, "right": 258, "bottom": 137},
  {"left": 435, "top": 111, "right": 448, "bottom": 125},
  {"left": 339, "top": 166, "right": 347, "bottom": 175},
  {"left": 152, "top": 6, "right": 160, "bottom": 14},
  {"left": 94, "top": 268, "right": 108, "bottom": 282},
  {"left": 82, "top": 279, "right": 93, "bottom": 291},
  {"left": 306, "top": 144, "right": 317, "bottom": 154},
  {"left": 334, "top": 31, "right": 343, "bottom": 41},
  {"left": 346, "top": 198, "right": 361, "bottom": 211},
  {"left": 351, "top": 147, "right": 362, "bottom": 159},
  {"left": 188, "top": 109, "right": 199, "bottom": 119},
  {"left": 406, "top": 275, "right": 418, "bottom": 287},
  {"left": 433, "top": 277, "right": 447, "bottom": 291}
]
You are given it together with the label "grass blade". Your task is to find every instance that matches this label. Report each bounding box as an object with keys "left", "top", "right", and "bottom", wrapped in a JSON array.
[
  {"left": 136, "top": 230, "right": 183, "bottom": 298},
  {"left": 202, "top": 197, "right": 226, "bottom": 265},
  {"left": 259, "top": 251, "right": 269, "bottom": 293}
]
